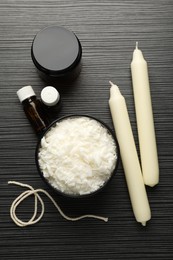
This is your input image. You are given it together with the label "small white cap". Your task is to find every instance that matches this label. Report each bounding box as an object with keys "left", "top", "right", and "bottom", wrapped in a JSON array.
[
  {"left": 41, "top": 86, "right": 60, "bottom": 106},
  {"left": 17, "top": 85, "right": 36, "bottom": 103}
]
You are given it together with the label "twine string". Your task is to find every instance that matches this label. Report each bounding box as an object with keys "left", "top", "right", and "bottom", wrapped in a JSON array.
[{"left": 8, "top": 181, "right": 108, "bottom": 227}]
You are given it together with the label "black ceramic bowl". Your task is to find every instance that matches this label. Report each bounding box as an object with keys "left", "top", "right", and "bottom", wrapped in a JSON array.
[{"left": 35, "top": 115, "right": 119, "bottom": 198}]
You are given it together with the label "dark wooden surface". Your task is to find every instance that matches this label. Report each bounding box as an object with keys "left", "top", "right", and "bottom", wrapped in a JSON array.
[{"left": 0, "top": 0, "right": 173, "bottom": 259}]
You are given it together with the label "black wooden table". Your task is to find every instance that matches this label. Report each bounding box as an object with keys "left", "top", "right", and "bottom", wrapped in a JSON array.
[{"left": 0, "top": 1, "right": 173, "bottom": 259}]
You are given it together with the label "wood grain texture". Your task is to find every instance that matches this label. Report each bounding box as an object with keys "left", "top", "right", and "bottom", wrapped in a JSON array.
[{"left": 0, "top": 0, "right": 173, "bottom": 259}]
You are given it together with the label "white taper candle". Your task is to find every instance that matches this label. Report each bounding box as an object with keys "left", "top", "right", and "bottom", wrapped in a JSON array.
[
  {"left": 131, "top": 43, "right": 159, "bottom": 187},
  {"left": 109, "top": 81, "right": 151, "bottom": 226}
]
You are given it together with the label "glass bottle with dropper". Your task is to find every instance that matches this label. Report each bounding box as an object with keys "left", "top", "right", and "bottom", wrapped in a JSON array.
[{"left": 17, "top": 85, "right": 50, "bottom": 136}]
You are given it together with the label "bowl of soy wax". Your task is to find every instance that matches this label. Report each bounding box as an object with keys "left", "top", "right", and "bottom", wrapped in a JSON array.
[{"left": 35, "top": 115, "right": 119, "bottom": 198}]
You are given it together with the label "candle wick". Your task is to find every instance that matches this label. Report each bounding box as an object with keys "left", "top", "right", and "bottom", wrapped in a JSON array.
[
  {"left": 136, "top": 41, "right": 138, "bottom": 49},
  {"left": 109, "top": 81, "right": 114, "bottom": 87},
  {"left": 141, "top": 221, "right": 146, "bottom": 226}
]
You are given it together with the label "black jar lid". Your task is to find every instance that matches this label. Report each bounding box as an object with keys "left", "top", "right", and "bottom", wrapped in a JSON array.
[{"left": 31, "top": 26, "right": 82, "bottom": 77}]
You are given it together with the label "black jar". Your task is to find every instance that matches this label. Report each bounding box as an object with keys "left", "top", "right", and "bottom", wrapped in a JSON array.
[{"left": 31, "top": 26, "right": 82, "bottom": 83}]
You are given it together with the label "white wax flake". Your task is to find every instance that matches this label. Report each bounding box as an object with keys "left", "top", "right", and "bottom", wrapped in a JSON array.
[{"left": 38, "top": 116, "right": 117, "bottom": 195}]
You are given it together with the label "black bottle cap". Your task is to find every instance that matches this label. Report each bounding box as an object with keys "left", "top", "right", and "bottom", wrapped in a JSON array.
[{"left": 31, "top": 26, "right": 82, "bottom": 77}]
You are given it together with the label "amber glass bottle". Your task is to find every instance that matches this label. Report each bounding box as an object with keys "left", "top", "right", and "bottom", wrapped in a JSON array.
[{"left": 17, "top": 86, "right": 50, "bottom": 135}]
